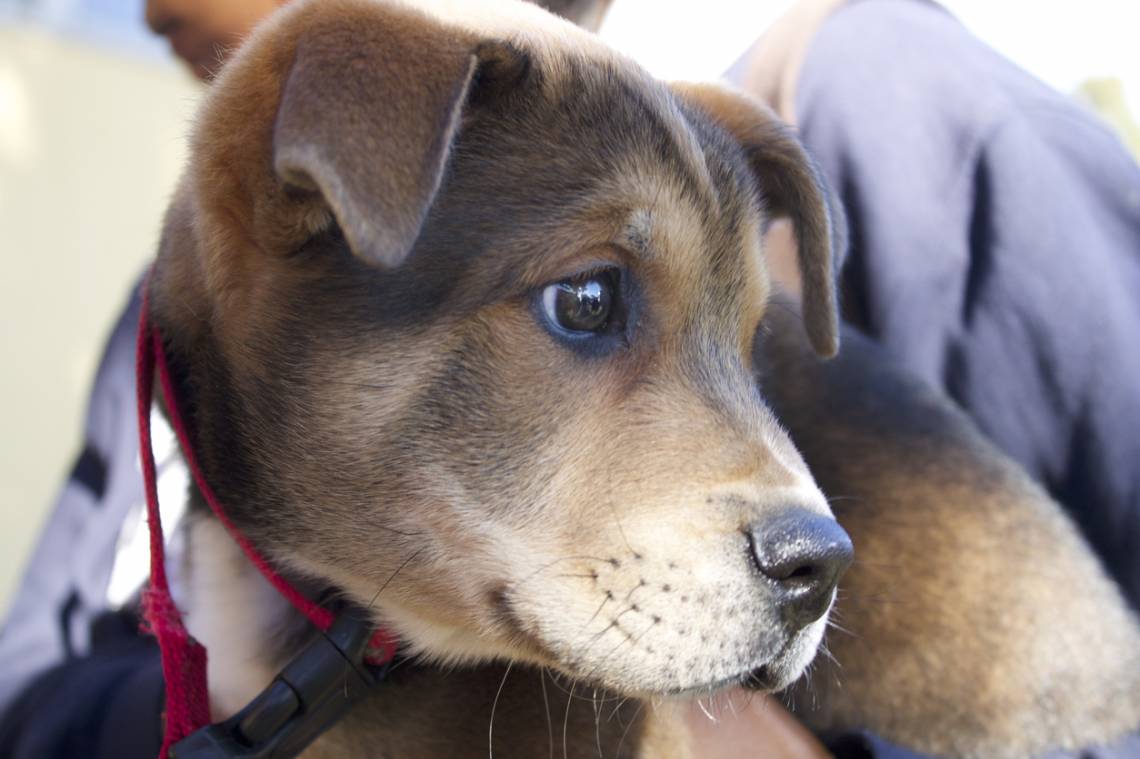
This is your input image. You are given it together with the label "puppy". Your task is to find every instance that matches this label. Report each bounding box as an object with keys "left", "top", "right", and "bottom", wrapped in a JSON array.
[{"left": 149, "top": 0, "right": 851, "bottom": 755}]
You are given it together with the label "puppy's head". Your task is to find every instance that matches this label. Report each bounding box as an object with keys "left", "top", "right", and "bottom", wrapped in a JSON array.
[{"left": 154, "top": 0, "right": 849, "bottom": 697}]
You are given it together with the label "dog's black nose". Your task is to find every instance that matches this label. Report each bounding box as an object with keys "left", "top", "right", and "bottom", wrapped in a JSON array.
[{"left": 748, "top": 510, "right": 853, "bottom": 629}]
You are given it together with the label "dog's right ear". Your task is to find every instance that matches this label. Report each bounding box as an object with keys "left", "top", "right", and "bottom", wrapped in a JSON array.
[
  {"left": 671, "top": 83, "right": 843, "bottom": 357},
  {"left": 270, "top": 10, "right": 529, "bottom": 269}
]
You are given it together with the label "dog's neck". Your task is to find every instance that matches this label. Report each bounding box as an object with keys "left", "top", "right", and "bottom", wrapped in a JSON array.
[
  {"left": 180, "top": 511, "right": 694, "bottom": 758},
  {"left": 183, "top": 513, "right": 300, "bottom": 719}
]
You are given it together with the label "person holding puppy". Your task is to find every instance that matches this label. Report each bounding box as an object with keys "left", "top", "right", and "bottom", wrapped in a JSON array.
[{"left": 1, "top": 1, "right": 1137, "bottom": 757}]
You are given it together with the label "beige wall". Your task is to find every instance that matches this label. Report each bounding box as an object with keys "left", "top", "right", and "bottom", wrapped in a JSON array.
[{"left": 0, "top": 26, "right": 200, "bottom": 609}]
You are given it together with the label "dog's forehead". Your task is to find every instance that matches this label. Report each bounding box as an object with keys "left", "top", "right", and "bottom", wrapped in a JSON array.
[
  {"left": 434, "top": 49, "right": 767, "bottom": 311},
  {"left": 415, "top": 0, "right": 760, "bottom": 240},
  {"left": 239, "top": 0, "right": 771, "bottom": 337}
]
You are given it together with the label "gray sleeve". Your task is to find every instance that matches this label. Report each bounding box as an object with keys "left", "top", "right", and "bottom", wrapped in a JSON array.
[
  {"left": 0, "top": 283, "right": 146, "bottom": 712},
  {"left": 791, "top": 0, "right": 1140, "bottom": 608}
]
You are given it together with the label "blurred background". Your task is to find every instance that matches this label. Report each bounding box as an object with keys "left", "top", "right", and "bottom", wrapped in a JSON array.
[{"left": 1, "top": 0, "right": 1137, "bottom": 610}]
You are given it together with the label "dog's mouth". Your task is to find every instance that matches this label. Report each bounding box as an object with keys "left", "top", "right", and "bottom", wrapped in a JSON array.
[
  {"left": 659, "top": 673, "right": 753, "bottom": 697},
  {"left": 478, "top": 580, "right": 830, "bottom": 699},
  {"left": 426, "top": 524, "right": 844, "bottom": 699},
  {"left": 644, "top": 655, "right": 804, "bottom": 698},
  {"left": 741, "top": 618, "right": 829, "bottom": 694},
  {"left": 741, "top": 663, "right": 785, "bottom": 692},
  {"left": 661, "top": 631, "right": 820, "bottom": 697}
]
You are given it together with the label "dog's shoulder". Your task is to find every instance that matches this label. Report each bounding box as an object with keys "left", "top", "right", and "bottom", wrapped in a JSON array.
[{"left": 757, "top": 304, "right": 1140, "bottom": 758}]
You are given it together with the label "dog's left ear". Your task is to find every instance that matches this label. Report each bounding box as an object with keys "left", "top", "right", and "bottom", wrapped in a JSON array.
[
  {"left": 172, "top": 0, "right": 540, "bottom": 336},
  {"left": 272, "top": 12, "right": 530, "bottom": 269},
  {"left": 671, "top": 83, "right": 843, "bottom": 357}
]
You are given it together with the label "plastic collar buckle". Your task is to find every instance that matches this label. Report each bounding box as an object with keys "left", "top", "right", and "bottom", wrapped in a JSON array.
[{"left": 171, "top": 606, "right": 392, "bottom": 759}]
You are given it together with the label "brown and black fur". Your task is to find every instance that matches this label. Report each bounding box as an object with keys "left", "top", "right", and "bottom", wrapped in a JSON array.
[
  {"left": 147, "top": 0, "right": 1140, "bottom": 756},
  {"left": 153, "top": 0, "right": 846, "bottom": 755},
  {"left": 753, "top": 306, "right": 1140, "bottom": 759}
]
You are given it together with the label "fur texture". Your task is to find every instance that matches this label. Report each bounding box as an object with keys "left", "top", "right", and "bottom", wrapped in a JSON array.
[
  {"left": 757, "top": 305, "right": 1140, "bottom": 759},
  {"left": 154, "top": 0, "right": 845, "bottom": 755}
]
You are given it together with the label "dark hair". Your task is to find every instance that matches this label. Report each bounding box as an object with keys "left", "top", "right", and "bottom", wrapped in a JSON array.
[{"left": 529, "top": 0, "right": 613, "bottom": 31}]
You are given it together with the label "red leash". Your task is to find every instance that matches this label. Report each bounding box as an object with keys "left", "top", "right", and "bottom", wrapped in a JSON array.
[{"left": 135, "top": 278, "right": 398, "bottom": 758}]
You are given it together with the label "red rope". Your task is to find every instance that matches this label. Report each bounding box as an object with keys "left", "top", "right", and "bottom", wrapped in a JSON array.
[
  {"left": 136, "top": 278, "right": 397, "bottom": 757},
  {"left": 135, "top": 283, "right": 210, "bottom": 758}
]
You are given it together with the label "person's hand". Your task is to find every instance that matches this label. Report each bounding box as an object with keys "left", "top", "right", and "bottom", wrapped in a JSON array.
[{"left": 685, "top": 688, "right": 832, "bottom": 758}]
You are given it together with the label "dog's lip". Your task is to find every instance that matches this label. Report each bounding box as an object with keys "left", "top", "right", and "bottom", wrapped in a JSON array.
[
  {"left": 740, "top": 634, "right": 803, "bottom": 693},
  {"left": 740, "top": 635, "right": 807, "bottom": 693},
  {"left": 666, "top": 661, "right": 786, "bottom": 696},
  {"left": 740, "top": 663, "right": 779, "bottom": 692},
  {"left": 659, "top": 667, "right": 770, "bottom": 698}
]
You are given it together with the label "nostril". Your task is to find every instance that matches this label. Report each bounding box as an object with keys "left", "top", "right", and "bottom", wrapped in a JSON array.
[
  {"left": 748, "top": 509, "right": 853, "bottom": 628},
  {"left": 785, "top": 564, "right": 817, "bottom": 581},
  {"left": 750, "top": 546, "right": 820, "bottom": 583}
]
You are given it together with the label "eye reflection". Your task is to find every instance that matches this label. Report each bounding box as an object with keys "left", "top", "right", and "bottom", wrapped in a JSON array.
[{"left": 541, "top": 270, "right": 616, "bottom": 334}]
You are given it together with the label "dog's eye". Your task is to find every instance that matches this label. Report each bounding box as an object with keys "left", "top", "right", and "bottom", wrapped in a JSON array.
[{"left": 541, "top": 270, "right": 617, "bottom": 334}]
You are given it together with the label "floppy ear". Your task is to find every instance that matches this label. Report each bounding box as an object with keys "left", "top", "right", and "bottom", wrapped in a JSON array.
[
  {"left": 271, "top": 11, "right": 486, "bottom": 268},
  {"left": 194, "top": 0, "right": 537, "bottom": 275},
  {"left": 671, "top": 83, "right": 843, "bottom": 357}
]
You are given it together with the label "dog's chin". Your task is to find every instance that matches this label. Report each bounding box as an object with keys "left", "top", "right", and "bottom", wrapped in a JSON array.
[
  {"left": 535, "top": 615, "right": 830, "bottom": 700},
  {"left": 651, "top": 617, "right": 829, "bottom": 699}
]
